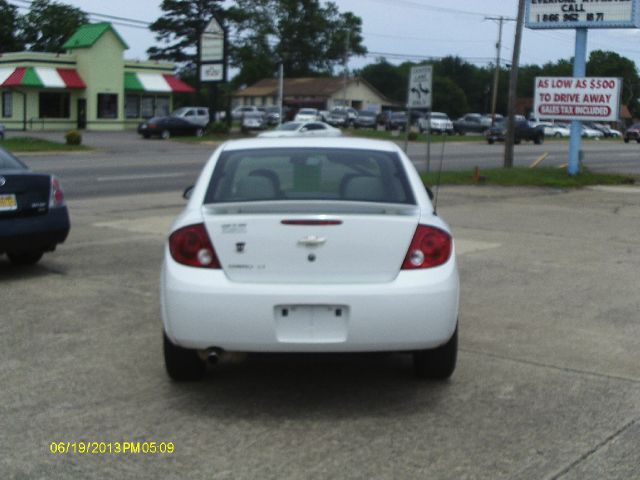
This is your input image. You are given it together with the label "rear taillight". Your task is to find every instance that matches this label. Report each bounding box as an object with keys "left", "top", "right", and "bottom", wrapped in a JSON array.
[
  {"left": 401, "top": 225, "right": 452, "bottom": 269},
  {"left": 49, "top": 176, "right": 65, "bottom": 207},
  {"left": 169, "top": 223, "right": 220, "bottom": 269}
]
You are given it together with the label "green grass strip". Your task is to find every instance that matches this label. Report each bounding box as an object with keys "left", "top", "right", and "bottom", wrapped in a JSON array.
[
  {"left": 421, "top": 167, "right": 635, "bottom": 188},
  {"left": 0, "top": 137, "right": 90, "bottom": 152}
]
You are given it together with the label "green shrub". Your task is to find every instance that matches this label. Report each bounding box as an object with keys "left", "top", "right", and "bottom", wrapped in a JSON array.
[
  {"left": 408, "top": 131, "right": 418, "bottom": 141},
  {"left": 209, "top": 122, "right": 229, "bottom": 134},
  {"left": 65, "top": 130, "right": 82, "bottom": 145}
]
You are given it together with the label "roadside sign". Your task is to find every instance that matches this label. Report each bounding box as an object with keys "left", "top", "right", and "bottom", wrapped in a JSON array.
[
  {"left": 201, "top": 18, "right": 224, "bottom": 62},
  {"left": 200, "top": 17, "right": 226, "bottom": 83},
  {"left": 200, "top": 64, "right": 224, "bottom": 82},
  {"left": 533, "top": 77, "right": 621, "bottom": 122},
  {"left": 407, "top": 65, "right": 432, "bottom": 109},
  {"left": 526, "top": 0, "right": 640, "bottom": 29}
]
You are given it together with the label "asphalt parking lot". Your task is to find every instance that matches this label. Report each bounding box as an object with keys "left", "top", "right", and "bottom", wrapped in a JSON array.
[{"left": 2, "top": 180, "right": 639, "bottom": 479}]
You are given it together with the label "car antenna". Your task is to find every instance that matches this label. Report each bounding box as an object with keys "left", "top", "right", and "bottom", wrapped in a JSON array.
[{"left": 432, "top": 131, "right": 447, "bottom": 215}]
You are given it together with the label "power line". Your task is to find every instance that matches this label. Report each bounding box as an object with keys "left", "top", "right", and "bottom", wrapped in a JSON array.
[{"left": 360, "top": 0, "right": 504, "bottom": 18}]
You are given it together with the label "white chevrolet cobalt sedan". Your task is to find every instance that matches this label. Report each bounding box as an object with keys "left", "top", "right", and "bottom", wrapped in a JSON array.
[{"left": 161, "top": 138, "right": 459, "bottom": 381}]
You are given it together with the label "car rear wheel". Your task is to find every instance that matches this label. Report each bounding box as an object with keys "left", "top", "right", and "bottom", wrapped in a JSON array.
[
  {"left": 534, "top": 135, "right": 544, "bottom": 145},
  {"left": 487, "top": 138, "right": 495, "bottom": 145},
  {"left": 161, "top": 130, "right": 171, "bottom": 140},
  {"left": 554, "top": 132, "right": 561, "bottom": 138},
  {"left": 7, "top": 251, "right": 44, "bottom": 266},
  {"left": 163, "top": 332, "right": 206, "bottom": 381},
  {"left": 413, "top": 325, "right": 457, "bottom": 380},
  {"left": 195, "top": 128, "right": 204, "bottom": 138},
  {"left": 623, "top": 137, "right": 629, "bottom": 143}
]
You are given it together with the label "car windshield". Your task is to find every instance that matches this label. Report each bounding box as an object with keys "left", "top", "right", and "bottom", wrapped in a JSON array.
[
  {"left": 276, "top": 122, "right": 302, "bottom": 131},
  {"left": 0, "top": 147, "right": 27, "bottom": 170},
  {"left": 205, "top": 148, "right": 414, "bottom": 204},
  {"left": 244, "top": 112, "right": 263, "bottom": 119},
  {"left": 431, "top": 113, "right": 448, "bottom": 120},
  {"left": 171, "top": 108, "right": 188, "bottom": 116},
  {"left": 298, "top": 109, "right": 317, "bottom": 114}
]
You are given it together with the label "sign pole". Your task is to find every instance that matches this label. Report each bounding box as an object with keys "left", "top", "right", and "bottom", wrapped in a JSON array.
[{"left": 568, "top": 28, "right": 588, "bottom": 176}]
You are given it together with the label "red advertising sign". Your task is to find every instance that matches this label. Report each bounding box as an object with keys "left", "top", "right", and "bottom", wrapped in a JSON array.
[{"left": 533, "top": 77, "right": 621, "bottom": 122}]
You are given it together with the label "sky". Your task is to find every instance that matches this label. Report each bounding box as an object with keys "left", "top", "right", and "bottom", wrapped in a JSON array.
[{"left": 10, "top": 0, "right": 640, "bottom": 71}]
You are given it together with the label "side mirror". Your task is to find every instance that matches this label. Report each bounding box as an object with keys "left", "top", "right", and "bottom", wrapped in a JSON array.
[{"left": 183, "top": 185, "right": 194, "bottom": 200}]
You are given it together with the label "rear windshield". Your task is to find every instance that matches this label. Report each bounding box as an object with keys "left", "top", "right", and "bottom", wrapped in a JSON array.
[
  {"left": 205, "top": 148, "right": 415, "bottom": 205},
  {"left": 0, "top": 147, "right": 27, "bottom": 170}
]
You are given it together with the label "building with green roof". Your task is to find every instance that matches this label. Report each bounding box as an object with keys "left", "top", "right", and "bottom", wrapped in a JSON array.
[{"left": 0, "top": 23, "right": 194, "bottom": 132}]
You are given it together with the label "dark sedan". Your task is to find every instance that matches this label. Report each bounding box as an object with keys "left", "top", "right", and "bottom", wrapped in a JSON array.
[
  {"left": 138, "top": 116, "right": 206, "bottom": 139},
  {"left": 623, "top": 123, "right": 640, "bottom": 143},
  {"left": 0, "top": 147, "right": 70, "bottom": 265}
]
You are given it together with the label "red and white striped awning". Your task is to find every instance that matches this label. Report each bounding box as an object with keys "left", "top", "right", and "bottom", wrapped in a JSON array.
[
  {"left": 124, "top": 72, "right": 194, "bottom": 93},
  {"left": 0, "top": 67, "right": 86, "bottom": 89}
]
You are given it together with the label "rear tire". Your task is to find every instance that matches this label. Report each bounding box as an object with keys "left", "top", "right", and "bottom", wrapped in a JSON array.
[
  {"left": 534, "top": 135, "right": 544, "bottom": 145},
  {"left": 195, "top": 128, "right": 204, "bottom": 138},
  {"left": 7, "top": 251, "right": 43, "bottom": 266},
  {"left": 413, "top": 326, "right": 458, "bottom": 380},
  {"left": 161, "top": 130, "right": 170, "bottom": 140},
  {"left": 163, "top": 332, "right": 206, "bottom": 381},
  {"left": 623, "top": 137, "right": 629, "bottom": 143}
]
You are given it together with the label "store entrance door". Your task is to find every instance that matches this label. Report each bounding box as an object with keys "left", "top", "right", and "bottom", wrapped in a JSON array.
[{"left": 77, "top": 99, "right": 87, "bottom": 129}]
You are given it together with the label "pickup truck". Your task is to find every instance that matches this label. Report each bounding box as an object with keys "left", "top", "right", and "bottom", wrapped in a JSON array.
[{"left": 485, "top": 119, "right": 545, "bottom": 145}]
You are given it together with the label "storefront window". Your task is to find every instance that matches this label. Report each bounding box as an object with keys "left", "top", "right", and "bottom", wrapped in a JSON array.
[
  {"left": 125, "top": 94, "right": 140, "bottom": 118},
  {"left": 2, "top": 92, "right": 12, "bottom": 117},
  {"left": 39, "top": 92, "right": 70, "bottom": 118},
  {"left": 97, "top": 94, "right": 118, "bottom": 119},
  {"left": 141, "top": 96, "right": 154, "bottom": 118},
  {"left": 154, "top": 96, "right": 169, "bottom": 117}
]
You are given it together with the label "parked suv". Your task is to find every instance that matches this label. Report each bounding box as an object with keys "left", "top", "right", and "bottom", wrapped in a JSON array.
[
  {"left": 485, "top": 119, "right": 545, "bottom": 145},
  {"left": 171, "top": 107, "right": 210, "bottom": 127},
  {"left": 417, "top": 112, "right": 454, "bottom": 135}
]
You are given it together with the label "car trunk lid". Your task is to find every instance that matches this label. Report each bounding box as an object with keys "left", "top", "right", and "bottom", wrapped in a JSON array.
[{"left": 202, "top": 201, "right": 420, "bottom": 284}]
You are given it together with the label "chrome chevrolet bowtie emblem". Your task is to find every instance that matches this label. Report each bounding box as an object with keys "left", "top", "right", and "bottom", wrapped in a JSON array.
[{"left": 298, "top": 236, "right": 327, "bottom": 247}]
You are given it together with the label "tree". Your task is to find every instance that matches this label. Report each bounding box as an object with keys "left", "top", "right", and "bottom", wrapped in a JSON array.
[
  {"left": 20, "top": 0, "right": 88, "bottom": 52},
  {"left": 228, "top": 0, "right": 366, "bottom": 86},
  {"left": 0, "top": 0, "right": 23, "bottom": 53},
  {"left": 357, "top": 59, "right": 406, "bottom": 103},
  {"left": 587, "top": 50, "right": 640, "bottom": 117},
  {"left": 147, "top": 0, "right": 225, "bottom": 69}
]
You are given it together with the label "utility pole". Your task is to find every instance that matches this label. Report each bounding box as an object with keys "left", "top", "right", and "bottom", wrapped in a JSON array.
[
  {"left": 342, "top": 30, "right": 350, "bottom": 108},
  {"left": 504, "top": 0, "right": 526, "bottom": 169},
  {"left": 486, "top": 16, "right": 515, "bottom": 126}
]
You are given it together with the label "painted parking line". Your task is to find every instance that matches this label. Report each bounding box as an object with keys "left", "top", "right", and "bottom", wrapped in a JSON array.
[
  {"left": 588, "top": 185, "right": 640, "bottom": 194},
  {"left": 96, "top": 173, "right": 187, "bottom": 182}
]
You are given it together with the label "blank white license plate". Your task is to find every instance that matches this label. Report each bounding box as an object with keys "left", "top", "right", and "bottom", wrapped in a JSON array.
[
  {"left": 275, "top": 305, "right": 349, "bottom": 343},
  {"left": 0, "top": 194, "right": 17, "bottom": 212}
]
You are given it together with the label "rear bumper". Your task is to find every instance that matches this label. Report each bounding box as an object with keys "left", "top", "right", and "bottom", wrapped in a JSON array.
[
  {"left": 161, "top": 254, "right": 460, "bottom": 353},
  {"left": 0, "top": 206, "right": 70, "bottom": 253}
]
